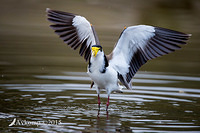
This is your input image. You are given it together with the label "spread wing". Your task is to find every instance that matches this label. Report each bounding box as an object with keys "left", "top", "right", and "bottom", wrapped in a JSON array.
[
  {"left": 109, "top": 25, "right": 191, "bottom": 89},
  {"left": 46, "top": 8, "right": 100, "bottom": 61}
]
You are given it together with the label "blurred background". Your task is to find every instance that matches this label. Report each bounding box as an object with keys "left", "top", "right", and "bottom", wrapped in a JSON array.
[{"left": 0, "top": 0, "right": 199, "bottom": 84}]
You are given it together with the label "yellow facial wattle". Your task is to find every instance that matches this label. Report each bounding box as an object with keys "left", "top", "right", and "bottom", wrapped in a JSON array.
[{"left": 92, "top": 47, "right": 100, "bottom": 57}]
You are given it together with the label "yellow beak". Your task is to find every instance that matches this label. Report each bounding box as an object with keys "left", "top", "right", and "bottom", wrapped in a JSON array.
[{"left": 92, "top": 47, "right": 100, "bottom": 57}]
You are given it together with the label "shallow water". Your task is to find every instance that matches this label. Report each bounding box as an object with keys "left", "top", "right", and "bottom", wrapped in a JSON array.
[
  {"left": 1, "top": 72, "right": 200, "bottom": 132},
  {"left": 0, "top": 0, "right": 200, "bottom": 132}
]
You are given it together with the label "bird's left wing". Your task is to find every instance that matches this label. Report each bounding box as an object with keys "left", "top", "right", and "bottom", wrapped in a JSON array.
[
  {"left": 46, "top": 8, "right": 100, "bottom": 61},
  {"left": 109, "top": 25, "right": 190, "bottom": 89}
]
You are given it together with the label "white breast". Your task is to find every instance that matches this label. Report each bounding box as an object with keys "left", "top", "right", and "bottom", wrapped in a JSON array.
[{"left": 87, "top": 51, "right": 122, "bottom": 94}]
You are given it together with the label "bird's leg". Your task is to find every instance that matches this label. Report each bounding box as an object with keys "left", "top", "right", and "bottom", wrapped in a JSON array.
[
  {"left": 98, "top": 94, "right": 101, "bottom": 109},
  {"left": 106, "top": 94, "right": 110, "bottom": 111},
  {"left": 97, "top": 94, "right": 101, "bottom": 119},
  {"left": 96, "top": 87, "right": 101, "bottom": 109}
]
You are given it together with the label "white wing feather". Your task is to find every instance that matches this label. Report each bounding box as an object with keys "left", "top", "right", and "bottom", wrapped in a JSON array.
[
  {"left": 72, "top": 16, "right": 96, "bottom": 46},
  {"left": 110, "top": 25, "right": 155, "bottom": 75}
]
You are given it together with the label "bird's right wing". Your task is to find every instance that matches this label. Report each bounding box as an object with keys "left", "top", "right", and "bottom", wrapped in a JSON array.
[{"left": 46, "top": 8, "right": 100, "bottom": 61}]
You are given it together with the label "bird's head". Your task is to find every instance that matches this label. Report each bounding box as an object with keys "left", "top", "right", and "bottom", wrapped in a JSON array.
[{"left": 91, "top": 45, "right": 103, "bottom": 57}]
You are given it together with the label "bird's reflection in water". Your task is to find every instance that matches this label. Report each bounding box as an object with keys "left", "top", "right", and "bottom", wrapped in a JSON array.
[
  {"left": 97, "top": 107, "right": 109, "bottom": 119},
  {"left": 97, "top": 108, "right": 100, "bottom": 119},
  {"left": 96, "top": 107, "right": 133, "bottom": 132}
]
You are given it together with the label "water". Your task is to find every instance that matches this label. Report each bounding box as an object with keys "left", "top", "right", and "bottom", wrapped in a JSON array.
[
  {"left": 0, "top": 0, "right": 200, "bottom": 132},
  {"left": 1, "top": 72, "right": 200, "bottom": 132}
]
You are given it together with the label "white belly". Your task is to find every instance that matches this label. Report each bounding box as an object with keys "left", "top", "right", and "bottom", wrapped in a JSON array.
[{"left": 87, "top": 66, "right": 118, "bottom": 90}]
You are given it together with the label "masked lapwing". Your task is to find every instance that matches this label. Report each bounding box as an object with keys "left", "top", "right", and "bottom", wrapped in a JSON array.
[{"left": 46, "top": 8, "right": 191, "bottom": 110}]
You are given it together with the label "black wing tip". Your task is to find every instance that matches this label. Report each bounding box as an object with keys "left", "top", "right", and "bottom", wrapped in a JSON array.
[
  {"left": 155, "top": 27, "right": 191, "bottom": 37},
  {"left": 155, "top": 27, "right": 191, "bottom": 46},
  {"left": 46, "top": 8, "right": 75, "bottom": 17}
]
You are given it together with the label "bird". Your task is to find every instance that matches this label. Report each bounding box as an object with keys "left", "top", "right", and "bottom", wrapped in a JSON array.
[{"left": 46, "top": 8, "right": 191, "bottom": 110}]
